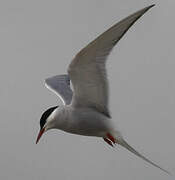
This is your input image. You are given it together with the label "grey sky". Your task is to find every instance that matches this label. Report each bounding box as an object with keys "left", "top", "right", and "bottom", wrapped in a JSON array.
[{"left": 0, "top": 0, "right": 174, "bottom": 179}]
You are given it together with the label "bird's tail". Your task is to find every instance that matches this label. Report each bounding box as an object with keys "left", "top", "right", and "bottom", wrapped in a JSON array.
[{"left": 117, "top": 138, "right": 171, "bottom": 175}]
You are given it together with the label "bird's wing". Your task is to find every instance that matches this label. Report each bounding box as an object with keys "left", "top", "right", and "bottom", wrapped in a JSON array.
[
  {"left": 68, "top": 5, "right": 155, "bottom": 117},
  {"left": 45, "top": 74, "right": 73, "bottom": 105}
]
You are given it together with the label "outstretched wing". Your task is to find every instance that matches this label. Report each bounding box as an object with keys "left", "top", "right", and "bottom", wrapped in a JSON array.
[
  {"left": 68, "top": 5, "right": 155, "bottom": 117},
  {"left": 45, "top": 74, "right": 73, "bottom": 105}
]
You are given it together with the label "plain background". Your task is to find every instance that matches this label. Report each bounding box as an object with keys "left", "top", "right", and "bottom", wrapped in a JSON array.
[{"left": 0, "top": 0, "right": 174, "bottom": 179}]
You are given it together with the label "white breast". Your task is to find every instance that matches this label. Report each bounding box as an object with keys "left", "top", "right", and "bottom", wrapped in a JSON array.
[{"left": 54, "top": 105, "right": 114, "bottom": 137}]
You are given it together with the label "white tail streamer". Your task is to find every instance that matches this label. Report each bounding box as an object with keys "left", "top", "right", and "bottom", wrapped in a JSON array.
[{"left": 117, "top": 138, "right": 171, "bottom": 175}]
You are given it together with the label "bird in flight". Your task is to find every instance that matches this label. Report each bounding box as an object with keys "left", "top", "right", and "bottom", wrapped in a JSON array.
[{"left": 36, "top": 4, "right": 170, "bottom": 175}]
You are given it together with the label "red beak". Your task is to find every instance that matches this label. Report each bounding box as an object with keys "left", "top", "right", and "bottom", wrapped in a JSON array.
[{"left": 36, "top": 128, "right": 45, "bottom": 144}]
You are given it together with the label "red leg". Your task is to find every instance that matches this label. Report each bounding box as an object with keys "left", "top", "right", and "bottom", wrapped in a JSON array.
[
  {"left": 106, "top": 133, "right": 116, "bottom": 144},
  {"left": 103, "top": 138, "right": 114, "bottom": 147}
]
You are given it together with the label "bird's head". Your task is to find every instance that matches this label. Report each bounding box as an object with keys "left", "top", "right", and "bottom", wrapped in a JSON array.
[{"left": 36, "top": 106, "right": 58, "bottom": 144}]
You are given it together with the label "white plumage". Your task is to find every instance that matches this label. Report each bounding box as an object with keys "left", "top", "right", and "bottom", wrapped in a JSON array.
[{"left": 36, "top": 5, "right": 171, "bottom": 175}]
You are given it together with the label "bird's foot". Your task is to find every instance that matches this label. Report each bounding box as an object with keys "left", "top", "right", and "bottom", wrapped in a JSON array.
[
  {"left": 103, "top": 138, "right": 114, "bottom": 147},
  {"left": 103, "top": 133, "right": 117, "bottom": 147}
]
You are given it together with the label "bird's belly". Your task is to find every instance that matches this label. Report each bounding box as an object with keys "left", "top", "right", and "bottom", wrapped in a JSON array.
[
  {"left": 62, "top": 124, "right": 107, "bottom": 137},
  {"left": 60, "top": 108, "right": 112, "bottom": 137}
]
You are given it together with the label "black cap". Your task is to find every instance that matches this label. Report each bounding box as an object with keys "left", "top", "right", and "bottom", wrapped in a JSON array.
[{"left": 40, "top": 106, "right": 58, "bottom": 129}]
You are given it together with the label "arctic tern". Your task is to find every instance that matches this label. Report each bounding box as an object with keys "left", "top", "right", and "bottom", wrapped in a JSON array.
[{"left": 36, "top": 4, "right": 171, "bottom": 175}]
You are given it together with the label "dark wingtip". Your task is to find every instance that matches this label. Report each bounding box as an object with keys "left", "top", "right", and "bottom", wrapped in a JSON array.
[
  {"left": 138, "top": 4, "right": 155, "bottom": 17},
  {"left": 149, "top": 4, "right": 156, "bottom": 8},
  {"left": 144, "top": 4, "right": 155, "bottom": 12}
]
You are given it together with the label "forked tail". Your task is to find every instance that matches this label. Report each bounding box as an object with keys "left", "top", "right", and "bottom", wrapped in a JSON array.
[{"left": 118, "top": 138, "right": 171, "bottom": 175}]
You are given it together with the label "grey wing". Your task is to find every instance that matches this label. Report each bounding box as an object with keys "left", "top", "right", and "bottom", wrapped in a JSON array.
[
  {"left": 68, "top": 5, "right": 155, "bottom": 117},
  {"left": 45, "top": 74, "right": 73, "bottom": 105}
]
